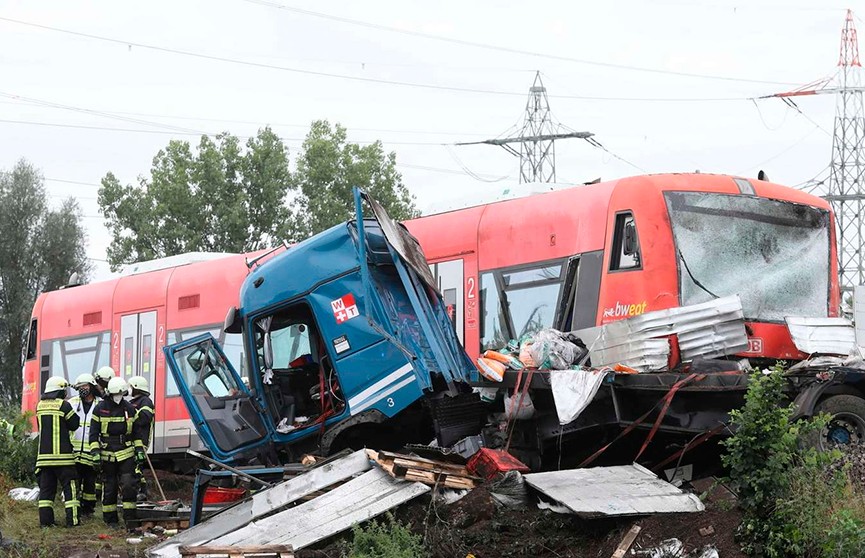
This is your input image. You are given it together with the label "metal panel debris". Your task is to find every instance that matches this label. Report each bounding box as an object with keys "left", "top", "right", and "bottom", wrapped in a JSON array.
[
  {"left": 574, "top": 296, "right": 749, "bottom": 372},
  {"left": 524, "top": 463, "right": 705, "bottom": 517},
  {"left": 209, "top": 468, "right": 429, "bottom": 549},
  {"left": 148, "top": 450, "right": 372, "bottom": 558},
  {"left": 785, "top": 316, "right": 856, "bottom": 355}
]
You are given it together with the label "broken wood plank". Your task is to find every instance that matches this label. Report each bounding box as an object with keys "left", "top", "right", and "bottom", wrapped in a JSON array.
[
  {"left": 149, "top": 450, "right": 371, "bottom": 558},
  {"left": 610, "top": 525, "right": 641, "bottom": 558},
  {"left": 379, "top": 451, "right": 468, "bottom": 474},
  {"left": 209, "top": 468, "right": 429, "bottom": 550}
]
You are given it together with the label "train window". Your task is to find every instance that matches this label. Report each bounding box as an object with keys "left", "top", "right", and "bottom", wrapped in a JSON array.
[
  {"left": 41, "top": 333, "right": 111, "bottom": 384},
  {"left": 610, "top": 212, "right": 641, "bottom": 271},
  {"left": 480, "top": 260, "right": 566, "bottom": 352},
  {"left": 25, "top": 319, "right": 37, "bottom": 361}
]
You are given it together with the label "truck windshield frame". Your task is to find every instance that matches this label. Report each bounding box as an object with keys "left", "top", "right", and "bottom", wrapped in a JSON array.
[{"left": 665, "top": 191, "right": 831, "bottom": 322}]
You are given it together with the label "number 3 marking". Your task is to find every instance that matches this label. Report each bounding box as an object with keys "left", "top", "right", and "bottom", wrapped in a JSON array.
[{"left": 387, "top": 397, "right": 395, "bottom": 408}]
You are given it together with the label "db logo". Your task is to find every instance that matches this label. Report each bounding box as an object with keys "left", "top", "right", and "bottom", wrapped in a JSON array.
[{"left": 746, "top": 338, "right": 763, "bottom": 353}]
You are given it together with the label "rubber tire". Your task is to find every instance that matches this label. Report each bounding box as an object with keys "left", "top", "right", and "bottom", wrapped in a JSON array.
[{"left": 804, "top": 394, "right": 865, "bottom": 451}]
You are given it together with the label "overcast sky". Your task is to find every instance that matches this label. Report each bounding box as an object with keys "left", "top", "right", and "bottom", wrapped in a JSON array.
[{"left": 0, "top": 0, "right": 856, "bottom": 280}]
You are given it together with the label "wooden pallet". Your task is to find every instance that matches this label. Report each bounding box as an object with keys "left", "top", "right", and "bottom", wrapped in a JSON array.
[
  {"left": 367, "top": 449, "right": 480, "bottom": 489},
  {"left": 178, "top": 544, "right": 294, "bottom": 558}
]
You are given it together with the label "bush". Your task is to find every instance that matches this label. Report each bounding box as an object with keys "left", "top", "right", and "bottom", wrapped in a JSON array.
[
  {"left": 721, "top": 364, "right": 865, "bottom": 557},
  {"left": 347, "top": 514, "right": 428, "bottom": 558},
  {"left": 0, "top": 405, "right": 38, "bottom": 485}
]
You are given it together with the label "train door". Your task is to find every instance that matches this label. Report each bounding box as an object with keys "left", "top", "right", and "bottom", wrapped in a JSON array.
[
  {"left": 430, "top": 259, "right": 464, "bottom": 345},
  {"left": 119, "top": 310, "right": 159, "bottom": 389}
]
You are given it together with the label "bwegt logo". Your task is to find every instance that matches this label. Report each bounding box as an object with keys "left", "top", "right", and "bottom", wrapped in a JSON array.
[{"left": 602, "top": 301, "right": 648, "bottom": 319}]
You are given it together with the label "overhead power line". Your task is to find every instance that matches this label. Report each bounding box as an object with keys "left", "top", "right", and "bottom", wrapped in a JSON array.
[
  {"left": 0, "top": 17, "right": 749, "bottom": 102},
  {"left": 241, "top": 0, "right": 798, "bottom": 86}
]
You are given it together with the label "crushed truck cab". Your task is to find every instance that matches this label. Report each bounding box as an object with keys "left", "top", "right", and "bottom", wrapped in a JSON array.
[{"left": 164, "top": 190, "right": 480, "bottom": 463}]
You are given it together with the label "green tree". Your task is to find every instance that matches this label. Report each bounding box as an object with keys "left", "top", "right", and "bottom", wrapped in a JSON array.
[
  {"left": 0, "top": 160, "right": 90, "bottom": 403},
  {"left": 99, "top": 128, "right": 293, "bottom": 269},
  {"left": 99, "top": 122, "right": 420, "bottom": 268},
  {"left": 291, "top": 120, "right": 419, "bottom": 240}
]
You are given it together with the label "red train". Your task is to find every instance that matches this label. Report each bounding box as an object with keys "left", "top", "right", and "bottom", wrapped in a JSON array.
[{"left": 22, "top": 173, "right": 839, "bottom": 456}]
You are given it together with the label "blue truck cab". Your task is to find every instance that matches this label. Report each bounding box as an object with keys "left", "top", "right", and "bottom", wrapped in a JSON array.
[{"left": 163, "top": 190, "right": 481, "bottom": 464}]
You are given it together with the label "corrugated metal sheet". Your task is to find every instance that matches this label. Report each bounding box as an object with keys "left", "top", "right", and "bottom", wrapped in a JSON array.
[
  {"left": 785, "top": 316, "right": 855, "bottom": 355},
  {"left": 573, "top": 296, "right": 748, "bottom": 372},
  {"left": 524, "top": 464, "right": 705, "bottom": 517},
  {"left": 208, "top": 468, "right": 429, "bottom": 550}
]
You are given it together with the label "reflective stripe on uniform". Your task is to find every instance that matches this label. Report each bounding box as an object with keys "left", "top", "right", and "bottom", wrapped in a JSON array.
[
  {"left": 122, "top": 502, "right": 137, "bottom": 510},
  {"left": 81, "top": 493, "right": 97, "bottom": 502},
  {"left": 102, "top": 504, "right": 117, "bottom": 513},
  {"left": 38, "top": 500, "right": 53, "bottom": 508}
]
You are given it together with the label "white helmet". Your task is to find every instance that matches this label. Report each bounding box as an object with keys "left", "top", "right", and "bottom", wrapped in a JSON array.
[
  {"left": 45, "top": 376, "right": 69, "bottom": 394},
  {"left": 128, "top": 376, "right": 149, "bottom": 394},
  {"left": 74, "top": 373, "right": 96, "bottom": 387},
  {"left": 106, "top": 376, "right": 128, "bottom": 396},
  {"left": 94, "top": 366, "right": 116, "bottom": 384}
]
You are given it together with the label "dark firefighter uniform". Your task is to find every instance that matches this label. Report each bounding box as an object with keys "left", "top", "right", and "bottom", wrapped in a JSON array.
[
  {"left": 89, "top": 397, "right": 143, "bottom": 525},
  {"left": 129, "top": 392, "right": 153, "bottom": 500},
  {"left": 36, "top": 392, "right": 81, "bottom": 527}
]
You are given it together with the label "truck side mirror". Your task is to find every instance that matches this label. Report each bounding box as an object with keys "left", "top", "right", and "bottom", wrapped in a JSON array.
[
  {"left": 623, "top": 221, "right": 637, "bottom": 256},
  {"left": 224, "top": 306, "right": 242, "bottom": 334}
]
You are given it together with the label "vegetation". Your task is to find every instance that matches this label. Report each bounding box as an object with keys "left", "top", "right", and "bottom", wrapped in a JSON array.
[
  {"left": 99, "top": 121, "right": 419, "bottom": 270},
  {"left": 346, "top": 514, "right": 428, "bottom": 558},
  {"left": 722, "top": 364, "right": 865, "bottom": 557},
  {"left": 0, "top": 406, "right": 37, "bottom": 484},
  {"left": 0, "top": 160, "right": 89, "bottom": 404}
]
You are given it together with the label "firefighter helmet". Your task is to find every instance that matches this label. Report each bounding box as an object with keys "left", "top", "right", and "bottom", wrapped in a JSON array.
[
  {"left": 74, "top": 373, "right": 96, "bottom": 387},
  {"left": 94, "top": 366, "right": 116, "bottom": 384},
  {"left": 106, "top": 376, "right": 128, "bottom": 396},
  {"left": 128, "top": 376, "right": 149, "bottom": 394},
  {"left": 44, "top": 376, "right": 69, "bottom": 393}
]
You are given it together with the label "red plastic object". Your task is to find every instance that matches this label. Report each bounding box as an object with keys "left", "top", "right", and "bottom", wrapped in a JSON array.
[
  {"left": 466, "top": 448, "right": 530, "bottom": 480},
  {"left": 203, "top": 486, "right": 247, "bottom": 504}
]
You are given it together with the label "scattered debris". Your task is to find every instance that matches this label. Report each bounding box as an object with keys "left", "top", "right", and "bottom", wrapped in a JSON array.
[
  {"left": 524, "top": 464, "right": 705, "bottom": 517},
  {"left": 466, "top": 448, "right": 530, "bottom": 480},
  {"left": 699, "top": 526, "right": 716, "bottom": 537},
  {"left": 611, "top": 524, "right": 642, "bottom": 558},
  {"left": 151, "top": 450, "right": 429, "bottom": 557},
  {"left": 549, "top": 367, "right": 607, "bottom": 424},
  {"left": 150, "top": 450, "right": 372, "bottom": 557},
  {"left": 487, "top": 470, "right": 528, "bottom": 508},
  {"left": 7, "top": 487, "right": 38, "bottom": 501},
  {"left": 635, "top": 538, "right": 683, "bottom": 557},
  {"left": 368, "top": 449, "right": 480, "bottom": 489}
]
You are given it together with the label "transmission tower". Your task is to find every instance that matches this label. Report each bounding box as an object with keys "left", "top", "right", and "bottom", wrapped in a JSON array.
[
  {"left": 762, "top": 9, "right": 865, "bottom": 290},
  {"left": 457, "top": 72, "right": 593, "bottom": 183}
]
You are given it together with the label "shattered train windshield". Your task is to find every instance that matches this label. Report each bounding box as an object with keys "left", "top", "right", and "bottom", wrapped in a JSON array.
[{"left": 665, "top": 191, "right": 830, "bottom": 321}]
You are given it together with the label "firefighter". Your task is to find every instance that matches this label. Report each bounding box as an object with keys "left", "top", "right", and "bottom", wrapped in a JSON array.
[
  {"left": 89, "top": 376, "right": 144, "bottom": 527},
  {"left": 127, "top": 376, "right": 153, "bottom": 502},
  {"left": 93, "top": 366, "right": 115, "bottom": 398},
  {"left": 69, "top": 373, "right": 99, "bottom": 517},
  {"left": 36, "top": 376, "right": 80, "bottom": 528}
]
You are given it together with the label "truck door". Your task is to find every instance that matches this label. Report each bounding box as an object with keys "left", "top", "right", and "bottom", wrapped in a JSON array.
[{"left": 163, "top": 333, "right": 272, "bottom": 463}]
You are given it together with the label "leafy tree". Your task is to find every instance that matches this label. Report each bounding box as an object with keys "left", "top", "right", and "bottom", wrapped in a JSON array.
[
  {"left": 0, "top": 160, "right": 90, "bottom": 403},
  {"left": 99, "top": 122, "right": 419, "bottom": 268},
  {"left": 99, "top": 128, "right": 293, "bottom": 269},
  {"left": 291, "top": 120, "right": 419, "bottom": 239}
]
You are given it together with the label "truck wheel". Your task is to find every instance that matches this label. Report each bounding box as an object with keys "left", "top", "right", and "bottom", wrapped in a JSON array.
[{"left": 806, "top": 395, "right": 865, "bottom": 451}]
